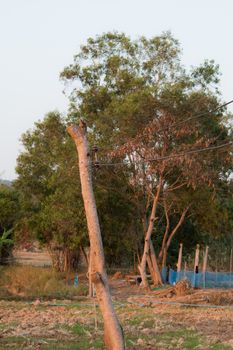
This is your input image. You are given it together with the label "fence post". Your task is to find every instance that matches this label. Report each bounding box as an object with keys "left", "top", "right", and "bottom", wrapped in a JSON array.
[
  {"left": 202, "top": 246, "right": 209, "bottom": 288},
  {"left": 184, "top": 261, "right": 187, "bottom": 278},
  {"left": 193, "top": 244, "right": 200, "bottom": 287},
  {"left": 177, "top": 243, "right": 183, "bottom": 282},
  {"left": 177, "top": 243, "right": 183, "bottom": 272},
  {"left": 230, "top": 248, "right": 232, "bottom": 286}
]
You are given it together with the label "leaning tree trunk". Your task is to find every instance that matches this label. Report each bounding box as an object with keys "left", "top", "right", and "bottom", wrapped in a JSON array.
[
  {"left": 67, "top": 121, "right": 125, "bottom": 350},
  {"left": 138, "top": 177, "right": 163, "bottom": 289},
  {"left": 148, "top": 239, "right": 163, "bottom": 285}
]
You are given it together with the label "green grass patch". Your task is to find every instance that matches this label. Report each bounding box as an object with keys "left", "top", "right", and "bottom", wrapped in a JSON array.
[{"left": 0, "top": 336, "right": 104, "bottom": 350}]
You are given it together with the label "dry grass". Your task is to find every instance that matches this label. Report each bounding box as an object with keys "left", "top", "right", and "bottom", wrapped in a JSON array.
[{"left": 0, "top": 266, "right": 88, "bottom": 299}]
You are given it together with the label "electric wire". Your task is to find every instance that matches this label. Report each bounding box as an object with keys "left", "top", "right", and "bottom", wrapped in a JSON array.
[
  {"left": 96, "top": 98, "right": 233, "bottom": 154},
  {"left": 93, "top": 141, "right": 233, "bottom": 167},
  {"left": 157, "top": 99, "right": 233, "bottom": 133}
]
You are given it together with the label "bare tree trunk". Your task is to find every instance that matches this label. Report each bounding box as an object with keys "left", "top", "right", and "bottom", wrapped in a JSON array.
[
  {"left": 146, "top": 254, "right": 154, "bottom": 283},
  {"left": 161, "top": 206, "right": 189, "bottom": 268},
  {"left": 162, "top": 247, "right": 168, "bottom": 269},
  {"left": 47, "top": 244, "right": 63, "bottom": 272},
  {"left": 64, "top": 248, "right": 70, "bottom": 274},
  {"left": 165, "top": 207, "right": 189, "bottom": 250},
  {"left": 138, "top": 177, "right": 163, "bottom": 289},
  {"left": 148, "top": 239, "right": 163, "bottom": 285},
  {"left": 159, "top": 198, "right": 170, "bottom": 261},
  {"left": 68, "top": 121, "right": 125, "bottom": 350}
]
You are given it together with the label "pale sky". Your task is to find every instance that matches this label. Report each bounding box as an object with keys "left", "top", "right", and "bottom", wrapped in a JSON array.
[{"left": 1, "top": 0, "right": 233, "bottom": 180}]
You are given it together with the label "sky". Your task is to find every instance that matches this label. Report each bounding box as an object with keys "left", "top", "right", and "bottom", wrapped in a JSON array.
[{"left": 0, "top": 0, "right": 233, "bottom": 180}]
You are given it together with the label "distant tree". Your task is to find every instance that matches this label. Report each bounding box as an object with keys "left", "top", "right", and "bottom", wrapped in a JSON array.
[
  {"left": 15, "top": 112, "right": 87, "bottom": 271},
  {"left": 0, "top": 185, "right": 19, "bottom": 263},
  {"left": 0, "top": 184, "right": 19, "bottom": 232},
  {"left": 0, "top": 229, "right": 14, "bottom": 262}
]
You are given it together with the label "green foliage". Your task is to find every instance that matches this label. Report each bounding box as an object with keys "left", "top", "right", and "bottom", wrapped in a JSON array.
[
  {"left": 0, "top": 185, "right": 19, "bottom": 232},
  {"left": 15, "top": 112, "right": 87, "bottom": 255},
  {"left": 0, "top": 229, "right": 14, "bottom": 248},
  {"left": 14, "top": 31, "right": 233, "bottom": 269},
  {"left": 15, "top": 111, "right": 136, "bottom": 266},
  {"left": 94, "top": 166, "right": 138, "bottom": 265},
  {"left": 61, "top": 31, "right": 225, "bottom": 145},
  {"left": 0, "top": 186, "right": 19, "bottom": 263}
]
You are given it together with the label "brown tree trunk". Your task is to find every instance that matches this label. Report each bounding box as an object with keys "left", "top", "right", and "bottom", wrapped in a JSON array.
[
  {"left": 159, "top": 198, "right": 170, "bottom": 261},
  {"left": 162, "top": 246, "right": 168, "bottom": 269},
  {"left": 148, "top": 239, "right": 163, "bottom": 285},
  {"left": 165, "top": 206, "right": 189, "bottom": 252},
  {"left": 138, "top": 177, "right": 163, "bottom": 289},
  {"left": 68, "top": 121, "right": 125, "bottom": 350},
  {"left": 161, "top": 206, "right": 189, "bottom": 269},
  {"left": 47, "top": 245, "right": 62, "bottom": 272},
  {"left": 64, "top": 248, "right": 70, "bottom": 273}
]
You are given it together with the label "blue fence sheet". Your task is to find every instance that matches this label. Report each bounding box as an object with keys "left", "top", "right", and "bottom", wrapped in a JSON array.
[{"left": 161, "top": 268, "right": 233, "bottom": 288}]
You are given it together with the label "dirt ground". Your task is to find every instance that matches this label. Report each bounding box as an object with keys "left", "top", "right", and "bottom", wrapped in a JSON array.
[{"left": 0, "top": 278, "right": 233, "bottom": 349}]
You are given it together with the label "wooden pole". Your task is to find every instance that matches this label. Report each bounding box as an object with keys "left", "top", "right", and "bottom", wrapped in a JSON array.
[
  {"left": 184, "top": 261, "right": 187, "bottom": 277},
  {"left": 230, "top": 248, "right": 232, "bottom": 274},
  {"left": 177, "top": 243, "right": 183, "bottom": 273},
  {"left": 68, "top": 121, "right": 125, "bottom": 350},
  {"left": 193, "top": 244, "right": 200, "bottom": 288},
  {"left": 202, "top": 246, "right": 209, "bottom": 288},
  {"left": 230, "top": 248, "right": 232, "bottom": 286},
  {"left": 202, "top": 246, "right": 209, "bottom": 273},
  {"left": 194, "top": 244, "right": 200, "bottom": 273}
]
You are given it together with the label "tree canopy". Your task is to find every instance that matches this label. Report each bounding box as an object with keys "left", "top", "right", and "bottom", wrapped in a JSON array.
[{"left": 11, "top": 31, "right": 233, "bottom": 273}]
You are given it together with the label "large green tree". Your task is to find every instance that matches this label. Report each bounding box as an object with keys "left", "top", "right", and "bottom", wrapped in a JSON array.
[{"left": 61, "top": 31, "right": 232, "bottom": 285}]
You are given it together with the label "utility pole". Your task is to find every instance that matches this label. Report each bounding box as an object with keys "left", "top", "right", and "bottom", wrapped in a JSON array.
[{"left": 68, "top": 121, "right": 125, "bottom": 350}]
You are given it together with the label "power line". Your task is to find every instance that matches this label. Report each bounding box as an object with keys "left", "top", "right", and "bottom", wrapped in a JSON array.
[
  {"left": 94, "top": 141, "right": 233, "bottom": 167},
  {"left": 157, "top": 99, "right": 233, "bottom": 133},
  {"left": 147, "top": 141, "right": 233, "bottom": 162},
  {"left": 97, "top": 99, "right": 233, "bottom": 154}
]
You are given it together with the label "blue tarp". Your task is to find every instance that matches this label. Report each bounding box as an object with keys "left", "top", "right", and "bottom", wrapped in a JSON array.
[{"left": 161, "top": 268, "right": 233, "bottom": 288}]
